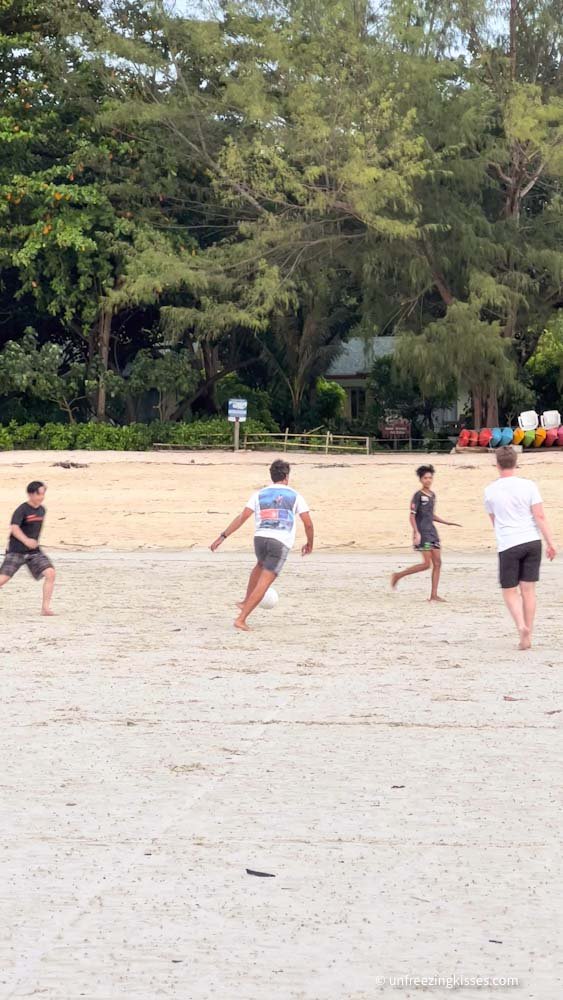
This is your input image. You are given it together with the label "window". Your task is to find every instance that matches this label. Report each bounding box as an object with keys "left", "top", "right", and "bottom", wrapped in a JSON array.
[{"left": 350, "top": 387, "right": 366, "bottom": 420}]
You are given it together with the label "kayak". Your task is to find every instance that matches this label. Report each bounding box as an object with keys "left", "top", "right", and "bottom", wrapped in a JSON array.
[
  {"left": 467, "top": 430, "right": 479, "bottom": 447},
  {"left": 522, "top": 430, "right": 535, "bottom": 447},
  {"left": 500, "top": 427, "right": 514, "bottom": 445},
  {"left": 513, "top": 428, "right": 525, "bottom": 446},
  {"left": 479, "top": 428, "right": 493, "bottom": 447},
  {"left": 545, "top": 428, "right": 558, "bottom": 446},
  {"left": 458, "top": 429, "right": 471, "bottom": 447},
  {"left": 534, "top": 427, "right": 547, "bottom": 447},
  {"left": 491, "top": 427, "right": 503, "bottom": 447},
  {"left": 558, "top": 427, "right": 563, "bottom": 446}
]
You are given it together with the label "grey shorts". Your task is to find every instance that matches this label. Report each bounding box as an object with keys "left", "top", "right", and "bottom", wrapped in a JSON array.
[
  {"left": 254, "top": 537, "right": 289, "bottom": 576},
  {"left": 0, "top": 550, "right": 54, "bottom": 581}
]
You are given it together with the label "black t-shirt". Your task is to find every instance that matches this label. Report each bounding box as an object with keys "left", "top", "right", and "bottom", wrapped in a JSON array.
[
  {"left": 8, "top": 503, "right": 46, "bottom": 554},
  {"left": 410, "top": 490, "right": 438, "bottom": 541}
]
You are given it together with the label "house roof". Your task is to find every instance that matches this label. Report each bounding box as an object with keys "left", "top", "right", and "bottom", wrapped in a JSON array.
[{"left": 327, "top": 337, "right": 395, "bottom": 378}]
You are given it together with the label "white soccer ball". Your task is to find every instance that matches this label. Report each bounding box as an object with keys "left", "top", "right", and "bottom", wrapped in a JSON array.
[{"left": 259, "top": 587, "right": 279, "bottom": 610}]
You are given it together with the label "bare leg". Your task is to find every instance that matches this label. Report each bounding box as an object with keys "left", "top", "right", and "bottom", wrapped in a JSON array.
[
  {"left": 237, "top": 562, "right": 262, "bottom": 608},
  {"left": 391, "top": 552, "right": 432, "bottom": 589},
  {"left": 41, "top": 568, "right": 56, "bottom": 616},
  {"left": 429, "top": 550, "right": 445, "bottom": 602},
  {"left": 502, "top": 586, "right": 530, "bottom": 650},
  {"left": 0, "top": 574, "right": 10, "bottom": 590},
  {"left": 234, "top": 568, "right": 276, "bottom": 631},
  {"left": 520, "top": 581, "right": 536, "bottom": 646}
]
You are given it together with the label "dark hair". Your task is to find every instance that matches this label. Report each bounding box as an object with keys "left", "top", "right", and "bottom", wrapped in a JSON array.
[
  {"left": 416, "top": 465, "right": 435, "bottom": 479},
  {"left": 496, "top": 445, "right": 518, "bottom": 470},
  {"left": 270, "top": 459, "right": 290, "bottom": 483},
  {"left": 27, "top": 481, "right": 46, "bottom": 495}
]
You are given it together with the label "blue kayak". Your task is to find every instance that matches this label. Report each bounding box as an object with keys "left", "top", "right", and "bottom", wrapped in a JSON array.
[
  {"left": 491, "top": 427, "right": 502, "bottom": 447},
  {"left": 500, "top": 427, "right": 514, "bottom": 445}
]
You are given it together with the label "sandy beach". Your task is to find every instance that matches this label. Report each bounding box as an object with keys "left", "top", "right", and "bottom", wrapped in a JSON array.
[{"left": 1, "top": 450, "right": 562, "bottom": 999}]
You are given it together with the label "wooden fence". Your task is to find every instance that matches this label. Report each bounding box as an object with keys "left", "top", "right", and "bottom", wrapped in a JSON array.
[{"left": 242, "top": 429, "right": 370, "bottom": 455}]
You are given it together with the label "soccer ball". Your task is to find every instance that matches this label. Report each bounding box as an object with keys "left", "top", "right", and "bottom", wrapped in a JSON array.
[{"left": 259, "top": 587, "right": 279, "bottom": 610}]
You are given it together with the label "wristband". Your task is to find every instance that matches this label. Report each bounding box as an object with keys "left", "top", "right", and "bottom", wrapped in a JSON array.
[{"left": 220, "top": 532, "right": 227, "bottom": 539}]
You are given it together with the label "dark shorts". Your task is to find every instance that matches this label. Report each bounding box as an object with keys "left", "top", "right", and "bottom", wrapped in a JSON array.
[
  {"left": 0, "top": 550, "right": 54, "bottom": 581},
  {"left": 498, "top": 540, "right": 541, "bottom": 590},
  {"left": 415, "top": 536, "right": 441, "bottom": 552},
  {"left": 254, "top": 537, "right": 289, "bottom": 576}
]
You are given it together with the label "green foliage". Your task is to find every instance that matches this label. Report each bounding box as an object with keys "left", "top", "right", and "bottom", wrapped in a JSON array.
[
  {"left": 526, "top": 314, "right": 563, "bottom": 410},
  {"left": 0, "top": 417, "right": 274, "bottom": 450},
  {"left": 313, "top": 378, "right": 347, "bottom": 426}
]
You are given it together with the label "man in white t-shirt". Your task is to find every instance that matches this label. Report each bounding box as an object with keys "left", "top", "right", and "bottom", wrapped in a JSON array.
[
  {"left": 484, "top": 446, "right": 556, "bottom": 650},
  {"left": 210, "top": 459, "right": 314, "bottom": 631}
]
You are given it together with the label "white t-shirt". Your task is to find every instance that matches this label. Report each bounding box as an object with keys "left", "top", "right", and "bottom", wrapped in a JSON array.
[
  {"left": 246, "top": 485, "right": 309, "bottom": 550},
  {"left": 484, "top": 476, "right": 542, "bottom": 552}
]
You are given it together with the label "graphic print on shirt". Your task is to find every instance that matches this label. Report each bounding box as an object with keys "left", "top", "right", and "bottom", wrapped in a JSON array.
[{"left": 257, "top": 487, "right": 296, "bottom": 534}]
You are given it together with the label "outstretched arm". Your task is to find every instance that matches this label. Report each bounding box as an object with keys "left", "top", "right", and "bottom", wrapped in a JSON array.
[
  {"left": 210, "top": 507, "right": 253, "bottom": 551},
  {"left": 433, "top": 514, "right": 461, "bottom": 526},
  {"left": 531, "top": 503, "right": 556, "bottom": 560},
  {"left": 300, "top": 512, "right": 314, "bottom": 555}
]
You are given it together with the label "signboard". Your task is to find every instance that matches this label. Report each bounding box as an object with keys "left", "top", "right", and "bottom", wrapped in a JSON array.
[
  {"left": 380, "top": 415, "right": 411, "bottom": 440},
  {"left": 228, "top": 398, "right": 248, "bottom": 423}
]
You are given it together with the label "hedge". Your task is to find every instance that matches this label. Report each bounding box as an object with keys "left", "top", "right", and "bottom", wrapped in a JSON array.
[{"left": 0, "top": 417, "right": 273, "bottom": 451}]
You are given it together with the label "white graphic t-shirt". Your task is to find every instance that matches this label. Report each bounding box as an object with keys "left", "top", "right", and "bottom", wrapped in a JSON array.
[
  {"left": 246, "top": 486, "right": 309, "bottom": 550},
  {"left": 484, "top": 476, "right": 542, "bottom": 552}
]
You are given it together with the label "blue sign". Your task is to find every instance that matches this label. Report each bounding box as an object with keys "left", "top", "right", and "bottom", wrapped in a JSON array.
[{"left": 228, "top": 398, "right": 248, "bottom": 422}]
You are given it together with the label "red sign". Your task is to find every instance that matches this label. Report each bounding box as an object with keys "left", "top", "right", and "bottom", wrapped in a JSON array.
[{"left": 381, "top": 417, "right": 411, "bottom": 439}]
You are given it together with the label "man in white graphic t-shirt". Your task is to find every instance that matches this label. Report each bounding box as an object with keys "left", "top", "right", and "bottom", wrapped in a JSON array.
[
  {"left": 210, "top": 459, "right": 314, "bottom": 631},
  {"left": 484, "top": 446, "right": 556, "bottom": 650}
]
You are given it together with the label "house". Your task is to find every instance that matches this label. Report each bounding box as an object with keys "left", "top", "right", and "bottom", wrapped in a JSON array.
[
  {"left": 327, "top": 337, "right": 465, "bottom": 427},
  {"left": 326, "top": 337, "right": 395, "bottom": 420}
]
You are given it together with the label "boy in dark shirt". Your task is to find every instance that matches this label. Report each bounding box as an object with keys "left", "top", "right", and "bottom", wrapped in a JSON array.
[
  {"left": 391, "top": 465, "right": 460, "bottom": 602},
  {"left": 0, "top": 481, "right": 56, "bottom": 615}
]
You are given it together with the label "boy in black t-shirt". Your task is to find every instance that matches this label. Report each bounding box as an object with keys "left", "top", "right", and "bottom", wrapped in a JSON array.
[
  {"left": 0, "top": 481, "right": 56, "bottom": 615},
  {"left": 391, "top": 465, "right": 460, "bottom": 602}
]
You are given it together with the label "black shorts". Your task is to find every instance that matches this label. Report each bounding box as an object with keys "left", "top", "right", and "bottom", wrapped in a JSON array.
[
  {"left": 498, "top": 540, "right": 541, "bottom": 590},
  {"left": 254, "top": 537, "right": 289, "bottom": 576},
  {"left": 0, "top": 550, "right": 54, "bottom": 581}
]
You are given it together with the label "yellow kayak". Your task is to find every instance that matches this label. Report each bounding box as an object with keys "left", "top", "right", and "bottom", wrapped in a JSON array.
[
  {"left": 513, "top": 428, "right": 525, "bottom": 445},
  {"left": 534, "top": 428, "right": 547, "bottom": 447}
]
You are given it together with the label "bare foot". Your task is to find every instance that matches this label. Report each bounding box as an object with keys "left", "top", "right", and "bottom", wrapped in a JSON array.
[
  {"left": 391, "top": 573, "right": 399, "bottom": 590},
  {"left": 518, "top": 626, "right": 531, "bottom": 650},
  {"left": 428, "top": 596, "right": 447, "bottom": 603},
  {"left": 234, "top": 618, "right": 251, "bottom": 632},
  {"left": 41, "top": 609, "right": 56, "bottom": 616}
]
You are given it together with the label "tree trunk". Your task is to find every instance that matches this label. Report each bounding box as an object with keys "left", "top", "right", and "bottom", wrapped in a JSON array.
[
  {"left": 485, "top": 392, "right": 499, "bottom": 427},
  {"left": 96, "top": 308, "right": 111, "bottom": 421},
  {"left": 472, "top": 387, "right": 483, "bottom": 428}
]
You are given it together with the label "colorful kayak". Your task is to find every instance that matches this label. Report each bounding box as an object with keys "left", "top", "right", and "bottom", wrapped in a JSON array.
[
  {"left": 545, "top": 428, "right": 558, "bottom": 446},
  {"left": 491, "top": 427, "right": 503, "bottom": 447},
  {"left": 513, "top": 428, "right": 525, "bottom": 445},
  {"left": 500, "top": 427, "right": 514, "bottom": 445},
  {"left": 458, "top": 429, "right": 471, "bottom": 447},
  {"left": 558, "top": 427, "right": 563, "bottom": 446},
  {"left": 522, "top": 430, "right": 535, "bottom": 447},
  {"left": 534, "top": 427, "right": 547, "bottom": 447},
  {"left": 467, "top": 430, "right": 479, "bottom": 447},
  {"left": 479, "top": 428, "right": 493, "bottom": 447}
]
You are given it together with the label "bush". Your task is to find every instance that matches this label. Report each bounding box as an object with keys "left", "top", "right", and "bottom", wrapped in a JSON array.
[{"left": 0, "top": 418, "right": 274, "bottom": 451}]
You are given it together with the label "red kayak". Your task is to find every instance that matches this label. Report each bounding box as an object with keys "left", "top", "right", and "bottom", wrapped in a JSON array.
[
  {"left": 458, "top": 429, "right": 471, "bottom": 447},
  {"left": 545, "top": 429, "right": 558, "bottom": 447},
  {"left": 479, "top": 428, "right": 493, "bottom": 447},
  {"left": 558, "top": 427, "right": 563, "bottom": 447},
  {"left": 468, "top": 430, "right": 479, "bottom": 447}
]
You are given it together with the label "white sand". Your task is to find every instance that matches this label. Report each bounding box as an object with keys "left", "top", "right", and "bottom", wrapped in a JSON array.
[{"left": 1, "top": 450, "right": 562, "bottom": 998}]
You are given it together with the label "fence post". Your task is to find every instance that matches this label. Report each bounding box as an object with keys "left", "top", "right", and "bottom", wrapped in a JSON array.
[
  {"left": 284, "top": 427, "right": 289, "bottom": 452},
  {"left": 366, "top": 436, "right": 370, "bottom": 455},
  {"left": 325, "top": 431, "right": 330, "bottom": 454}
]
